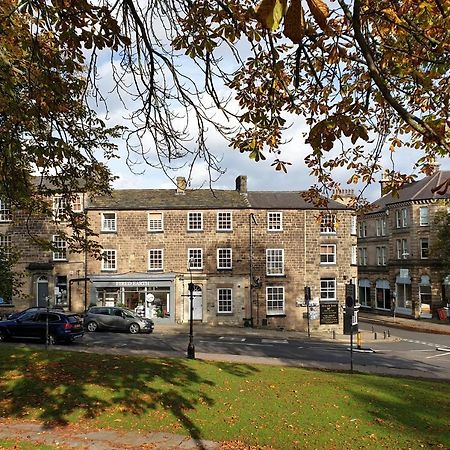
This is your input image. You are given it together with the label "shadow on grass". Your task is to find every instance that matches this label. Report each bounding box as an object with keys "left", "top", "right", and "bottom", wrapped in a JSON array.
[{"left": 0, "top": 345, "right": 259, "bottom": 447}]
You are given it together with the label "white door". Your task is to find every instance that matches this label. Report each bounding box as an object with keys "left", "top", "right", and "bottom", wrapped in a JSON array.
[{"left": 193, "top": 285, "right": 203, "bottom": 321}]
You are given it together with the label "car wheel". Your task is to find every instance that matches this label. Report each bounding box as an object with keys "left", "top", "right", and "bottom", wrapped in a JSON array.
[
  {"left": 46, "top": 334, "right": 56, "bottom": 345},
  {"left": 87, "top": 321, "right": 98, "bottom": 332},
  {"left": 129, "top": 323, "right": 140, "bottom": 334},
  {"left": 0, "top": 330, "right": 7, "bottom": 342}
]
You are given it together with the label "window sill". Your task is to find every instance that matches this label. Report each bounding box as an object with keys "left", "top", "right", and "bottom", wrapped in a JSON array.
[
  {"left": 216, "top": 229, "right": 233, "bottom": 233},
  {"left": 100, "top": 230, "right": 117, "bottom": 234},
  {"left": 148, "top": 230, "right": 164, "bottom": 233},
  {"left": 266, "top": 313, "right": 286, "bottom": 317},
  {"left": 217, "top": 312, "right": 234, "bottom": 315}
]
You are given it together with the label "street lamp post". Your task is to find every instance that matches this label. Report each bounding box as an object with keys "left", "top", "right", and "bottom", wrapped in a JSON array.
[{"left": 187, "top": 259, "right": 195, "bottom": 359}]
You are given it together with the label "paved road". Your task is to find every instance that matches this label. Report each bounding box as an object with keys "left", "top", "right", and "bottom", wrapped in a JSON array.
[{"left": 73, "top": 326, "right": 450, "bottom": 379}]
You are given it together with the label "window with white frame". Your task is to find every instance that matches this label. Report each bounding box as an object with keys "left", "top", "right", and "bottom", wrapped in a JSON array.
[
  {"left": 402, "top": 239, "right": 408, "bottom": 258},
  {"left": 402, "top": 208, "right": 408, "bottom": 227},
  {"left": 217, "top": 288, "right": 233, "bottom": 313},
  {"left": 267, "top": 211, "right": 283, "bottom": 231},
  {"left": 71, "top": 194, "right": 83, "bottom": 212},
  {"left": 217, "top": 248, "right": 232, "bottom": 269},
  {"left": 376, "top": 219, "right": 381, "bottom": 236},
  {"left": 396, "top": 210, "right": 401, "bottom": 228},
  {"left": 320, "top": 278, "right": 336, "bottom": 301},
  {"left": 266, "top": 286, "right": 285, "bottom": 315},
  {"left": 148, "top": 212, "right": 164, "bottom": 232},
  {"left": 53, "top": 195, "right": 67, "bottom": 220},
  {"left": 376, "top": 218, "right": 386, "bottom": 236},
  {"left": 102, "top": 249, "right": 117, "bottom": 271},
  {"left": 0, "top": 199, "right": 11, "bottom": 222},
  {"left": 0, "top": 234, "right": 12, "bottom": 259},
  {"left": 266, "top": 248, "right": 284, "bottom": 275},
  {"left": 148, "top": 249, "right": 164, "bottom": 271},
  {"left": 376, "top": 246, "right": 387, "bottom": 266},
  {"left": 351, "top": 245, "right": 357, "bottom": 265},
  {"left": 420, "top": 238, "right": 429, "bottom": 259},
  {"left": 217, "top": 211, "right": 232, "bottom": 231},
  {"left": 320, "top": 213, "right": 336, "bottom": 234},
  {"left": 358, "top": 247, "right": 367, "bottom": 266},
  {"left": 358, "top": 221, "right": 367, "bottom": 237},
  {"left": 419, "top": 206, "right": 429, "bottom": 226},
  {"left": 101, "top": 212, "right": 117, "bottom": 232},
  {"left": 320, "top": 244, "right": 336, "bottom": 264},
  {"left": 396, "top": 239, "right": 402, "bottom": 259},
  {"left": 351, "top": 216, "right": 357, "bottom": 235},
  {"left": 188, "top": 212, "right": 203, "bottom": 231},
  {"left": 52, "top": 235, "right": 67, "bottom": 261},
  {"left": 188, "top": 248, "right": 203, "bottom": 269}
]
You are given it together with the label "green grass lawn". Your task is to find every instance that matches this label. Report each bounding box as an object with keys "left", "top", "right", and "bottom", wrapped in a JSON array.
[{"left": 0, "top": 346, "right": 449, "bottom": 449}]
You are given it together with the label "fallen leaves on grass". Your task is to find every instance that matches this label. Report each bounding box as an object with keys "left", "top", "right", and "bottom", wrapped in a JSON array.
[{"left": 220, "top": 440, "right": 276, "bottom": 449}]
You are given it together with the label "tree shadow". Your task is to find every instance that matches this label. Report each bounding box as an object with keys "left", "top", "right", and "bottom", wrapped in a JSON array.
[{"left": 0, "top": 345, "right": 245, "bottom": 447}]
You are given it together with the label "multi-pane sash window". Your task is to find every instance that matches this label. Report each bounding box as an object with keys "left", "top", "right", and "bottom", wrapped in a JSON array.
[
  {"left": 0, "top": 199, "right": 11, "bottom": 222},
  {"left": 217, "top": 288, "right": 233, "bottom": 313},
  {"left": 320, "top": 244, "right": 336, "bottom": 264},
  {"left": 217, "top": 248, "right": 232, "bottom": 269},
  {"left": 396, "top": 239, "right": 402, "bottom": 259},
  {"left": 71, "top": 194, "right": 82, "bottom": 212},
  {"left": 266, "top": 248, "right": 284, "bottom": 275},
  {"left": 419, "top": 207, "right": 429, "bottom": 226},
  {"left": 53, "top": 195, "right": 66, "bottom": 220},
  {"left": 102, "top": 249, "right": 117, "bottom": 271},
  {"left": 396, "top": 210, "right": 401, "bottom": 228},
  {"left": 376, "top": 218, "right": 386, "bottom": 236},
  {"left": 148, "top": 212, "right": 164, "bottom": 232},
  {"left": 320, "top": 214, "right": 336, "bottom": 234},
  {"left": 420, "top": 238, "right": 429, "bottom": 259},
  {"left": 217, "top": 212, "right": 232, "bottom": 231},
  {"left": 351, "top": 245, "right": 357, "bottom": 265},
  {"left": 148, "top": 249, "right": 164, "bottom": 271},
  {"left": 102, "top": 212, "right": 117, "bottom": 232},
  {"left": 188, "top": 248, "right": 203, "bottom": 269},
  {"left": 358, "top": 247, "right": 367, "bottom": 266},
  {"left": 351, "top": 216, "right": 357, "bottom": 235},
  {"left": 402, "top": 239, "right": 408, "bottom": 258},
  {"left": 267, "top": 211, "right": 283, "bottom": 231},
  {"left": 0, "top": 234, "right": 12, "bottom": 258},
  {"left": 376, "top": 246, "right": 387, "bottom": 266},
  {"left": 320, "top": 278, "right": 336, "bottom": 301},
  {"left": 52, "top": 235, "right": 67, "bottom": 261},
  {"left": 402, "top": 208, "right": 408, "bottom": 227},
  {"left": 188, "top": 212, "right": 203, "bottom": 231},
  {"left": 266, "top": 286, "right": 285, "bottom": 315},
  {"left": 359, "top": 280, "right": 370, "bottom": 307},
  {"left": 358, "top": 221, "right": 367, "bottom": 237}
]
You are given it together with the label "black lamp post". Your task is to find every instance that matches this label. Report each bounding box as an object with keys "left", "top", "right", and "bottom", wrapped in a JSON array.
[{"left": 187, "top": 259, "right": 195, "bottom": 359}]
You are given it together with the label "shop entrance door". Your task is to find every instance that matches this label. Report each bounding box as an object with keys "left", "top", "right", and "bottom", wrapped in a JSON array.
[{"left": 37, "top": 276, "right": 49, "bottom": 307}]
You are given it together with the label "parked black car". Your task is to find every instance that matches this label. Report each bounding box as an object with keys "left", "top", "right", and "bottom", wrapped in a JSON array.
[
  {"left": 84, "top": 306, "right": 154, "bottom": 334},
  {"left": 7, "top": 306, "right": 65, "bottom": 320},
  {"left": 0, "top": 310, "right": 84, "bottom": 344}
]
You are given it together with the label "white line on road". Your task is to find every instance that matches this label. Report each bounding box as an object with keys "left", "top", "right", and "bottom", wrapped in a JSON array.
[
  {"left": 199, "top": 340, "right": 274, "bottom": 347},
  {"left": 426, "top": 352, "right": 450, "bottom": 359},
  {"left": 218, "top": 336, "right": 246, "bottom": 342},
  {"left": 261, "top": 339, "right": 289, "bottom": 344}
]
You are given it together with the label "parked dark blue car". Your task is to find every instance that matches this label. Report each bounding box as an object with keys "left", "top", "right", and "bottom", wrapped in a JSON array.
[{"left": 0, "top": 310, "right": 84, "bottom": 344}]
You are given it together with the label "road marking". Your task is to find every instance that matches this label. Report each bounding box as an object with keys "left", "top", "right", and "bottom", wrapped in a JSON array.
[
  {"left": 261, "top": 339, "right": 288, "bottom": 344},
  {"left": 218, "top": 336, "right": 246, "bottom": 342},
  {"left": 401, "top": 339, "right": 444, "bottom": 348},
  {"left": 199, "top": 340, "right": 273, "bottom": 347},
  {"left": 426, "top": 352, "right": 450, "bottom": 359}
]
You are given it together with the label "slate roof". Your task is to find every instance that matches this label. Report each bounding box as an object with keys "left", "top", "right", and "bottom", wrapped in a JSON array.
[
  {"left": 247, "top": 192, "right": 348, "bottom": 210},
  {"left": 87, "top": 189, "right": 350, "bottom": 210},
  {"left": 370, "top": 170, "right": 450, "bottom": 213}
]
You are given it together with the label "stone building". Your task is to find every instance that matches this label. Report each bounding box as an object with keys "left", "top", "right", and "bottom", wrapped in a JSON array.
[
  {"left": 0, "top": 176, "right": 357, "bottom": 331},
  {"left": 357, "top": 170, "right": 450, "bottom": 318}
]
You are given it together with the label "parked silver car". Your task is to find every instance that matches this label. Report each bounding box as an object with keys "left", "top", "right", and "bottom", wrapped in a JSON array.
[{"left": 84, "top": 306, "right": 154, "bottom": 334}]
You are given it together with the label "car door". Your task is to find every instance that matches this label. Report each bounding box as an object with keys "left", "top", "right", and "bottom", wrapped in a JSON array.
[
  {"left": 108, "top": 308, "right": 127, "bottom": 330},
  {"left": 11, "top": 312, "right": 41, "bottom": 338}
]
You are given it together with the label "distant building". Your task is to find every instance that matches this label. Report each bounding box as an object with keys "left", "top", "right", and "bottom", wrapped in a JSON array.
[
  {"left": 0, "top": 176, "right": 357, "bottom": 331},
  {"left": 357, "top": 170, "right": 450, "bottom": 318}
]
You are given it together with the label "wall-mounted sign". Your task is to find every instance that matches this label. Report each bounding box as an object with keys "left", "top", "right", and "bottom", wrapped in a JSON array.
[{"left": 320, "top": 302, "right": 339, "bottom": 325}]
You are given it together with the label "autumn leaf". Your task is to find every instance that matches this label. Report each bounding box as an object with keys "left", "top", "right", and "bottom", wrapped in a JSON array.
[
  {"left": 255, "top": 0, "right": 288, "bottom": 31},
  {"left": 305, "top": 0, "right": 329, "bottom": 31},
  {"left": 284, "top": 0, "right": 306, "bottom": 43}
]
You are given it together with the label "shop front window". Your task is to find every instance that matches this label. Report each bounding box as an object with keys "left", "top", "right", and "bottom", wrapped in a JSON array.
[
  {"left": 375, "top": 280, "right": 391, "bottom": 310},
  {"left": 55, "top": 276, "right": 68, "bottom": 306},
  {"left": 396, "top": 283, "right": 412, "bottom": 310}
]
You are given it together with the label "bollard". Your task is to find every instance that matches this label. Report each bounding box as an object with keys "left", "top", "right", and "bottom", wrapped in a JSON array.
[
  {"left": 357, "top": 331, "right": 362, "bottom": 349},
  {"left": 387, "top": 329, "right": 390, "bottom": 338},
  {"left": 384, "top": 331, "right": 386, "bottom": 339},
  {"left": 371, "top": 325, "right": 374, "bottom": 333},
  {"left": 332, "top": 330, "right": 336, "bottom": 340},
  {"left": 374, "top": 332, "right": 377, "bottom": 340}
]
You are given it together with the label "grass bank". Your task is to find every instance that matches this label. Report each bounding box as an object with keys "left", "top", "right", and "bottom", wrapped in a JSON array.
[{"left": 0, "top": 346, "right": 449, "bottom": 449}]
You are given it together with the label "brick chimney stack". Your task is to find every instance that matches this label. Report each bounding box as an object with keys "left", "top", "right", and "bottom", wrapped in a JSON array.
[
  {"left": 235, "top": 175, "right": 247, "bottom": 193},
  {"left": 176, "top": 176, "right": 186, "bottom": 194}
]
